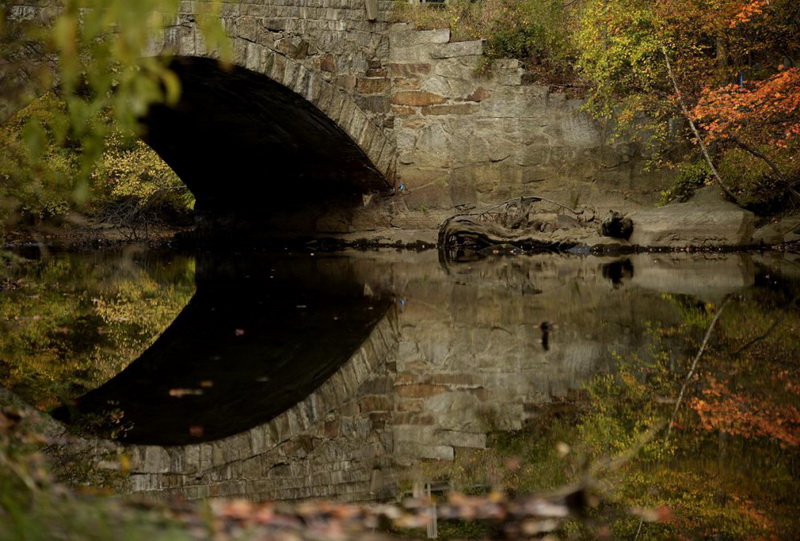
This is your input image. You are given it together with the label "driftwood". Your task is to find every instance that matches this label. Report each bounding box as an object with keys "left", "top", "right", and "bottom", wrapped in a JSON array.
[{"left": 438, "top": 196, "right": 582, "bottom": 261}]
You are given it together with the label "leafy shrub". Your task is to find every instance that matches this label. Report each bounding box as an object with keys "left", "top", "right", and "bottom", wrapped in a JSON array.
[
  {"left": 393, "top": 0, "right": 576, "bottom": 83},
  {"left": 659, "top": 161, "right": 711, "bottom": 205},
  {"left": 0, "top": 93, "right": 79, "bottom": 226},
  {"left": 0, "top": 93, "right": 193, "bottom": 231},
  {"left": 717, "top": 146, "right": 799, "bottom": 213}
]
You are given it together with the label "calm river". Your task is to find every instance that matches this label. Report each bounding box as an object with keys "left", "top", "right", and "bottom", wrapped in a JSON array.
[{"left": 2, "top": 246, "right": 799, "bottom": 537}]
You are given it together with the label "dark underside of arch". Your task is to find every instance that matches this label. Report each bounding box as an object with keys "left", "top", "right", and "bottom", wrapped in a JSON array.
[{"left": 140, "top": 56, "right": 391, "bottom": 230}]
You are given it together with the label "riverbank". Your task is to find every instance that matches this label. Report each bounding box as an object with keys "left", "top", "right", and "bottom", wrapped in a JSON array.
[{"left": 3, "top": 188, "right": 799, "bottom": 255}]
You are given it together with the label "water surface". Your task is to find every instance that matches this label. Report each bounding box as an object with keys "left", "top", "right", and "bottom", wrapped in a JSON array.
[{"left": 2, "top": 246, "right": 798, "bottom": 537}]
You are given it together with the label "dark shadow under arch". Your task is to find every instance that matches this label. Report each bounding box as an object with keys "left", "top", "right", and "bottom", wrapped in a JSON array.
[{"left": 141, "top": 56, "right": 392, "bottom": 231}]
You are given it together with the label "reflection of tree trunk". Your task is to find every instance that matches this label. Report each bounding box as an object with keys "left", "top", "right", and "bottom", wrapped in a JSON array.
[{"left": 714, "top": 430, "right": 729, "bottom": 505}]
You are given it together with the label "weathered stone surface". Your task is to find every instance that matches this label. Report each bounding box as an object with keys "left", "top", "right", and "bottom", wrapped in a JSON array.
[
  {"left": 389, "top": 25, "right": 450, "bottom": 47},
  {"left": 391, "top": 91, "right": 446, "bottom": 107},
  {"left": 388, "top": 63, "right": 432, "bottom": 77},
  {"left": 628, "top": 188, "right": 755, "bottom": 247},
  {"left": 356, "top": 77, "right": 389, "bottom": 94},
  {"left": 431, "top": 40, "right": 484, "bottom": 59},
  {"left": 752, "top": 214, "right": 800, "bottom": 245},
  {"left": 421, "top": 103, "right": 480, "bottom": 116},
  {"left": 466, "top": 87, "right": 491, "bottom": 102}
]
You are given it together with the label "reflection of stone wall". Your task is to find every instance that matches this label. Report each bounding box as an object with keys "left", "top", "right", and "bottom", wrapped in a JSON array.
[
  {"left": 382, "top": 253, "right": 679, "bottom": 465},
  {"left": 123, "top": 252, "right": 739, "bottom": 502}
]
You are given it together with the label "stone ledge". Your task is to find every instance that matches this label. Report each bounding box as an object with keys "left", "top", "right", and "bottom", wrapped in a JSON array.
[{"left": 389, "top": 24, "right": 450, "bottom": 47}]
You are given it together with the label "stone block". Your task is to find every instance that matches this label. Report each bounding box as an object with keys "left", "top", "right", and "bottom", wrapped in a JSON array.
[
  {"left": 393, "top": 77, "right": 422, "bottom": 90},
  {"left": 432, "top": 40, "right": 484, "bottom": 58},
  {"left": 358, "top": 95, "right": 391, "bottom": 114},
  {"left": 465, "top": 87, "right": 491, "bottom": 102},
  {"left": 421, "top": 103, "right": 480, "bottom": 116},
  {"left": 392, "top": 105, "right": 416, "bottom": 117},
  {"left": 389, "top": 27, "right": 450, "bottom": 48},
  {"left": 356, "top": 77, "right": 389, "bottom": 94},
  {"left": 433, "top": 58, "right": 476, "bottom": 80},
  {"left": 492, "top": 59, "right": 523, "bottom": 86},
  {"left": 394, "top": 442, "right": 455, "bottom": 461},
  {"left": 388, "top": 63, "right": 432, "bottom": 77},
  {"left": 628, "top": 188, "right": 755, "bottom": 247},
  {"left": 391, "top": 91, "right": 446, "bottom": 107},
  {"left": 359, "top": 395, "right": 392, "bottom": 412},
  {"left": 320, "top": 54, "right": 336, "bottom": 73},
  {"left": 398, "top": 167, "right": 448, "bottom": 187},
  {"left": 395, "top": 383, "right": 448, "bottom": 398},
  {"left": 143, "top": 446, "right": 171, "bottom": 473}
]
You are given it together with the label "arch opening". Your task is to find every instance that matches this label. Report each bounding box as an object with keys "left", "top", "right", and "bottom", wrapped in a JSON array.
[{"left": 141, "top": 56, "right": 392, "bottom": 232}]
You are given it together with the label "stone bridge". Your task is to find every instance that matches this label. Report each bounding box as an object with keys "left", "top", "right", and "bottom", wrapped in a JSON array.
[{"left": 6, "top": 0, "right": 672, "bottom": 232}]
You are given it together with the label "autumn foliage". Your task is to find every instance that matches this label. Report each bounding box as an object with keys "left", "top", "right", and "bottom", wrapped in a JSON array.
[
  {"left": 573, "top": 0, "right": 800, "bottom": 207},
  {"left": 691, "top": 69, "right": 800, "bottom": 151},
  {"left": 691, "top": 377, "right": 800, "bottom": 448}
]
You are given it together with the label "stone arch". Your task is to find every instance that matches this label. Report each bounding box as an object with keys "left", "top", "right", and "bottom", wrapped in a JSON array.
[
  {"left": 228, "top": 42, "right": 397, "bottom": 184},
  {"left": 140, "top": 53, "right": 395, "bottom": 230}
]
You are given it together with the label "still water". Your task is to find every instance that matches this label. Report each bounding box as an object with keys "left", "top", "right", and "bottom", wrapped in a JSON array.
[{"left": 2, "top": 246, "right": 799, "bottom": 537}]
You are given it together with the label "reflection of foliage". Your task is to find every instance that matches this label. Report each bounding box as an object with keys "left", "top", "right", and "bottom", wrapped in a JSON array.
[
  {"left": 418, "top": 287, "right": 800, "bottom": 538},
  {"left": 0, "top": 251, "right": 195, "bottom": 409}
]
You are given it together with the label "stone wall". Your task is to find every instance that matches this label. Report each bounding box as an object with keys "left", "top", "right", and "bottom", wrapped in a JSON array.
[{"left": 386, "top": 23, "right": 674, "bottom": 230}]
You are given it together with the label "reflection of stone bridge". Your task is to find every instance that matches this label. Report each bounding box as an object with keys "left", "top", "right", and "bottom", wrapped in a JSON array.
[
  {"left": 7, "top": 0, "right": 673, "bottom": 231},
  {"left": 115, "top": 253, "right": 756, "bottom": 502}
]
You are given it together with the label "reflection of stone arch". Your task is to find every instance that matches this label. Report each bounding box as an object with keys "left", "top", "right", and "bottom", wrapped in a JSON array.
[{"left": 125, "top": 314, "right": 399, "bottom": 502}]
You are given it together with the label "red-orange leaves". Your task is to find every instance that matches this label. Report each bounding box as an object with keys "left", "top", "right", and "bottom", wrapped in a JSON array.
[
  {"left": 691, "top": 68, "right": 800, "bottom": 150},
  {"left": 690, "top": 379, "right": 800, "bottom": 447},
  {"left": 730, "top": 0, "right": 770, "bottom": 28}
]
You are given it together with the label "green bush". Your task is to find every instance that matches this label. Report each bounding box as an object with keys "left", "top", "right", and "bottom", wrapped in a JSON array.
[
  {"left": 393, "top": 0, "right": 576, "bottom": 83},
  {"left": 659, "top": 160, "right": 711, "bottom": 205},
  {"left": 718, "top": 146, "right": 800, "bottom": 213},
  {"left": 0, "top": 93, "right": 193, "bottom": 231}
]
